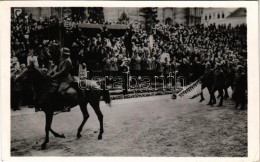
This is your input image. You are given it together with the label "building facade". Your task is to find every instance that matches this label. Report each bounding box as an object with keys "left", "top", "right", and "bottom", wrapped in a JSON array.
[
  {"left": 12, "top": 7, "right": 203, "bottom": 26},
  {"left": 201, "top": 8, "right": 246, "bottom": 27},
  {"left": 103, "top": 7, "right": 202, "bottom": 26}
]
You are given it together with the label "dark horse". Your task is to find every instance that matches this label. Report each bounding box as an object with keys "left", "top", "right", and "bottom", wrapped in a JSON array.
[
  {"left": 223, "top": 65, "right": 235, "bottom": 99},
  {"left": 208, "top": 66, "right": 225, "bottom": 106},
  {"left": 199, "top": 68, "right": 214, "bottom": 104},
  {"left": 15, "top": 63, "right": 111, "bottom": 150}
]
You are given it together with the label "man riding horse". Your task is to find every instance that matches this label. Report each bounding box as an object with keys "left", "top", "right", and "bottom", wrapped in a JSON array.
[
  {"left": 199, "top": 62, "right": 214, "bottom": 103},
  {"left": 209, "top": 62, "right": 225, "bottom": 106},
  {"left": 15, "top": 48, "right": 111, "bottom": 149},
  {"left": 36, "top": 47, "right": 83, "bottom": 112}
]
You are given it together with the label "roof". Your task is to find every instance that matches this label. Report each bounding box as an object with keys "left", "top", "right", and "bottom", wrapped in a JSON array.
[{"left": 226, "top": 8, "right": 246, "bottom": 18}]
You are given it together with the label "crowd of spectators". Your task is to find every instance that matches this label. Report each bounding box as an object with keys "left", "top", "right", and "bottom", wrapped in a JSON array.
[{"left": 11, "top": 12, "right": 247, "bottom": 110}]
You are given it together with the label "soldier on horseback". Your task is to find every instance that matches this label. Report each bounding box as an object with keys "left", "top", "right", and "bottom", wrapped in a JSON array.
[
  {"left": 51, "top": 47, "right": 73, "bottom": 92},
  {"left": 209, "top": 63, "right": 225, "bottom": 106},
  {"left": 49, "top": 47, "right": 83, "bottom": 111},
  {"left": 200, "top": 62, "right": 214, "bottom": 103}
]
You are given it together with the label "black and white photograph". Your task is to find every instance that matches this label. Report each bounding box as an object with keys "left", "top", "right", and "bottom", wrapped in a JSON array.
[{"left": 0, "top": 1, "right": 259, "bottom": 160}]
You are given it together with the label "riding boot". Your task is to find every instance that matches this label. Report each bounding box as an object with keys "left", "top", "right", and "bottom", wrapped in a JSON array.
[
  {"left": 58, "top": 91, "right": 71, "bottom": 112},
  {"left": 61, "top": 94, "right": 71, "bottom": 112}
]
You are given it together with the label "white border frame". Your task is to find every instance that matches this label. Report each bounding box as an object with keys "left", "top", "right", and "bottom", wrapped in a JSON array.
[{"left": 0, "top": 1, "right": 259, "bottom": 162}]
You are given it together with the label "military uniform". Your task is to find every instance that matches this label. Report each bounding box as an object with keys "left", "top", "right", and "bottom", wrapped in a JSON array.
[{"left": 51, "top": 48, "right": 73, "bottom": 94}]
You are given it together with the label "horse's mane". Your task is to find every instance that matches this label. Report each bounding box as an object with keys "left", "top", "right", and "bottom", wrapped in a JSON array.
[{"left": 28, "top": 66, "right": 52, "bottom": 91}]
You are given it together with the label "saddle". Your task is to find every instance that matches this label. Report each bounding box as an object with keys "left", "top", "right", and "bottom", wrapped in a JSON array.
[{"left": 50, "top": 76, "right": 102, "bottom": 101}]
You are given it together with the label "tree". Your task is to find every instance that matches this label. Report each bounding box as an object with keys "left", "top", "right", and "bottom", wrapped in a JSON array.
[
  {"left": 87, "top": 7, "right": 104, "bottom": 24},
  {"left": 118, "top": 12, "right": 129, "bottom": 24},
  {"left": 140, "top": 7, "right": 159, "bottom": 33}
]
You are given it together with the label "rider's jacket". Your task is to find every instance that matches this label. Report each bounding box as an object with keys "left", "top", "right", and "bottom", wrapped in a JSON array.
[{"left": 51, "top": 57, "right": 73, "bottom": 92}]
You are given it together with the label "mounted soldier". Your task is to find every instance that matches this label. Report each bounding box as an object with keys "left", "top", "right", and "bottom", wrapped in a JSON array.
[
  {"left": 209, "top": 63, "right": 225, "bottom": 106},
  {"left": 49, "top": 47, "right": 83, "bottom": 111},
  {"left": 199, "top": 62, "right": 214, "bottom": 103},
  {"left": 15, "top": 49, "right": 111, "bottom": 149},
  {"left": 223, "top": 61, "right": 236, "bottom": 99},
  {"left": 51, "top": 47, "right": 73, "bottom": 93}
]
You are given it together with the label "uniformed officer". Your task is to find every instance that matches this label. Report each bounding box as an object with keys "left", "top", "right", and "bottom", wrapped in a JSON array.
[
  {"left": 51, "top": 48, "right": 73, "bottom": 94},
  {"left": 50, "top": 47, "right": 83, "bottom": 111}
]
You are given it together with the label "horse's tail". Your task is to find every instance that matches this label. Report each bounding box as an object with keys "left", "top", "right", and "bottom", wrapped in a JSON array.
[{"left": 101, "top": 80, "right": 111, "bottom": 106}]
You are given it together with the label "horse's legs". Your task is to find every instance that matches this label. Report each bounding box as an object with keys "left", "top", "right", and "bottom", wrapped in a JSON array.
[
  {"left": 224, "top": 86, "right": 229, "bottom": 99},
  {"left": 218, "top": 88, "right": 224, "bottom": 106},
  {"left": 206, "top": 88, "right": 211, "bottom": 104},
  {"left": 50, "top": 128, "right": 65, "bottom": 138},
  {"left": 90, "top": 102, "right": 103, "bottom": 140},
  {"left": 41, "top": 112, "right": 53, "bottom": 150},
  {"left": 77, "top": 103, "right": 89, "bottom": 139},
  {"left": 199, "top": 87, "right": 205, "bottom": 102},
  {"left": 209, "top": 89, "right": 216, "bottom": 105}
]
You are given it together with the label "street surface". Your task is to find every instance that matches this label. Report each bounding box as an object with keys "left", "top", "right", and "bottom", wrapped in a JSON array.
[{"left": 11, "top": 87, "right": 247, "bottom": 156}]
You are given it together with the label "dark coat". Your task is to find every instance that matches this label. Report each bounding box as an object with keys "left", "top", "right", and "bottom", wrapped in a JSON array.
[
  {"left": 212, "top": 69, "right": 225, "bottom": 90},
  {"left": 52, "top": 58, "right": 73, "bottom": 92},
  {"left": 232, "top": 73, "right": 247, "bottom": 102},
  {"left": 201, "top": 68, "right": 214, "bottom": 89}
]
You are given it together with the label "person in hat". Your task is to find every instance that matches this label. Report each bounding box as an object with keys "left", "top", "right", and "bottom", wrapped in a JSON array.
[{"left": 50, "top": 47, "right": 82, "bottom": 111}]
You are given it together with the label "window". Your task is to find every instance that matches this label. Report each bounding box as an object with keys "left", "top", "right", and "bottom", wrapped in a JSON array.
[
  {"left": 222, "top": 12, "right": 225, "bottom": 18},
  {"left": 217, "top": 13, "right": 220, "bottom": 19},
  {"left": 205, "top": 15, "right": 207, "bottom": 20},
  {"left": 209, "top": 14, "right": 211, "bottom": 20}
]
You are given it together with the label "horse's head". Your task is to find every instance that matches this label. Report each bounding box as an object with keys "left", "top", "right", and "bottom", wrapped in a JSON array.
[{"left": 15, "top": 62, "right": 43, "bottom": 84}]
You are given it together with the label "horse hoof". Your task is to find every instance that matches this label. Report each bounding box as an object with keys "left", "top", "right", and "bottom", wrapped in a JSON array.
[
  {"left": 77, "top": 133, "right": 82, "bottom": 139},
  {"left": 61, "top": 134, "right": 66, "bottom": 138},
  {"left": 97, "top": 135, "right": 102, "bottom": 140},
  {"left": 41, "top": 143, "right": 46, "bottom": 150},
  {"left": 199, "top": 99, "right": 204, "bottom": 102}
]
